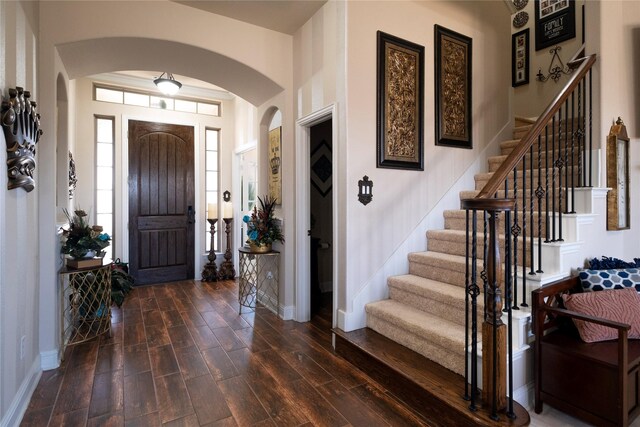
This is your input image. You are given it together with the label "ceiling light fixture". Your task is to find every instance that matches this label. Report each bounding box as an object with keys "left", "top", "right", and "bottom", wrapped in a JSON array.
[{"left": 153, "top": 72, "right": 182, "bottom": 96}]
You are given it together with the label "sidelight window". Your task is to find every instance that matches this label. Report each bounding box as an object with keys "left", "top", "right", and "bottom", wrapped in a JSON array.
[
  {"left": 95, "top": 115, "right": 115, "bottom": 260},
  {"left": 205, "top": 128, "right": 220, "bottom": 252}
]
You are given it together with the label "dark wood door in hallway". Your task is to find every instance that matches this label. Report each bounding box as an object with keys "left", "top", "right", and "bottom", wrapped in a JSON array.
[
  {"left": 128, "top": 120, "right": 195, "bottom": 285},
  {"left": 21, "top": 280, "right": 430, "bottom": 426}
]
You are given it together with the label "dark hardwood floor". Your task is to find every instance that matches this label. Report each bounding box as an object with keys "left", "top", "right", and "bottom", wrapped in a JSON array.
[{"left": 21, "top": 280, "right": 431, "bottom": 426}]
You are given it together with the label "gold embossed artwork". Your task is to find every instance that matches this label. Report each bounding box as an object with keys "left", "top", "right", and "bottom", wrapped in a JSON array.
[
  {"left": 377, "top": 31, "right": 424, "bottom": 170},
  {"left": 435, "top": 25, "right": 472, "bottom": 149}
]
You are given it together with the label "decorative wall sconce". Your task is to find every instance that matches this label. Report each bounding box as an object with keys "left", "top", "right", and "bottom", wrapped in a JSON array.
[
  {"left": 69, "top": 151, "right": 77, "bottom": 199},
  {"left": 358, "top": 175, "right": 373, "bottom": 205},
  {"left": 536, "top": 46, "right": 572, "bottom": 83},
  {"left": 1, "top": 87, "right": 42, "bottom": 192},
  {"left": 223, "top": 190, "right": 231, "bottom": 202}
]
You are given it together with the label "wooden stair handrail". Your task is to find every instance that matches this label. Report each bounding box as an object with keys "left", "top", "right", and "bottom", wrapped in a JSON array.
[{"left": 472, "top": 53, "right": 596, "bottom": 201}]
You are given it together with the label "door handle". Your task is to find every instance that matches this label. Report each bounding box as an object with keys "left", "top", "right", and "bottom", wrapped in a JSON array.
[{"left": 187, "top": 205, "right": 196, "bottom": 224}]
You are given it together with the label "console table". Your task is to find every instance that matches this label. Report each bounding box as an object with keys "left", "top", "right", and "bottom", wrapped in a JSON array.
[
  {"left": 60, "top": 262, "right": 112, "bottom": 350},
  {"left": 238, "top": 248, "right": 279, "bottom": 315}
]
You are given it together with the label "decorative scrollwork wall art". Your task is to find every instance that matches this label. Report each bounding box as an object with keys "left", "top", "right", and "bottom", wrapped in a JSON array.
[
  {"left": 536, "top": 45, "right": 571, "bottom": 83},
  {"left": 69, "top": 151, "right": 77, "bottom": 199},
  {"left": 1, "top": 87, "right": 43, "bottom": 192},
  {"left": 376, "top": 31, "right": 424, "bottom": 170},
  {"left": 435, "top": 25, "right": 472, "bottom": 149}
]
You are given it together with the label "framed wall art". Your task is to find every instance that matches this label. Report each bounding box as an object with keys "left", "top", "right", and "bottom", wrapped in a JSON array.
[
  {"left": 268, "top": 126, "right": 282, "bottom": 204},
  {"left": 512, "top": 28, "right": 530, "bottom": 87},
  {"left": 376, "top": 31, "right": 424, "bottom": 170},
  {"left": 434, "top": 25, "right": 472, "bottom": 149},
  {"left": 606, "top": 118, "right": 630, "bottom": 231},
  {"left": 534, "top": 0, "right": 575, "bottom": 51}
]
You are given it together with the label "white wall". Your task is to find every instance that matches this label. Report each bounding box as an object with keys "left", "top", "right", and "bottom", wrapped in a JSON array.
[
  {"left": 512, "top": 0, "right": 585, "bottom": 118},
  {"left": 340, "top": 1, "right": 512, "bottom": 330},
  {"left": 0, "top": 1, "right": 43, "bottom": 425},
  {"left": 71, "top": 77, "right": 236, "bottom": 275},
  {"left": 588, "top": 0, "right": 640, "bottom": 260}
]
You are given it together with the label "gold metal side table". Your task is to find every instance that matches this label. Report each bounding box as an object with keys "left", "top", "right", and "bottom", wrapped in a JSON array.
[
  {"left": 238, "top": 248, "right": 279, "bottom": 315},
  {"left": 59, "top": 262, "right": 112, "bottom": 351}
]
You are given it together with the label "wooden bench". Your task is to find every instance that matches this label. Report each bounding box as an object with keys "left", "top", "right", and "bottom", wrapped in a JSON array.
[{"left": 532, "top": 276, "right": 640, "bottom": 427}]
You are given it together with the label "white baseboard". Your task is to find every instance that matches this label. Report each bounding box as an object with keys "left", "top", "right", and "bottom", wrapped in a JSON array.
[
  {"left": 0, "top": 356, "right": 42, "bottom": 427},
  {"left": 40, "top": 349, "right": 60, "bottom": 371},
  {"left": 513, "top": 381, "right": 535, "bottom": 410},
  {"left": 280, "top": 305, "right": 294, "bottom": 320}
]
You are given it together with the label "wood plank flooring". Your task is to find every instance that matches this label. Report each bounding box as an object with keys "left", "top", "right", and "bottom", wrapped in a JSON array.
[{"left": 20, "top": 280, "right": 432, "bottom": 427}]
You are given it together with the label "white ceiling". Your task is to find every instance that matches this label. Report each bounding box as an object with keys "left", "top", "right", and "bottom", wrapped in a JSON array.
[{"left": 173, "top": 0, "right": 327, "bottom": 35}]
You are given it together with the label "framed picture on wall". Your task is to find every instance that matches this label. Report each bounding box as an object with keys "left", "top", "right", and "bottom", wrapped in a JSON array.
[
  {"left": 376, "top": 31, "right": 425, "bottom": 170},
  {"left": 268, "top": 127, "right": 282, "bottom": 204},
  {"left": 535, "top": 0, "right": 576, "bottom": 51},
  {"left": 434, "top": 25, "right": 472, "bottom": 149},
  {"left": 512, "top": 28, "right": 530, "bottom": 87}
]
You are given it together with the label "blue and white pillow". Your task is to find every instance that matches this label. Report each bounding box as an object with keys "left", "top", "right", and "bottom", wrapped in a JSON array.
[{"left": 578, "top": 268, "right": 640, "bottom": 292}]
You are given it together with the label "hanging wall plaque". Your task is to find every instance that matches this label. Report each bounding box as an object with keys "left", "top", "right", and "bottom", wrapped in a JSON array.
[{"left": 1, "top": 87, "right": 43, "bottom": 192}]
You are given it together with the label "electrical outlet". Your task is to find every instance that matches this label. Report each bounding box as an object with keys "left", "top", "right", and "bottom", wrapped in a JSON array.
[
  {"left": 20, "top": 335, "right": 26, "bottom": 360},
  {"left": 266, "top": 271, "right": 274, "bottom": 280}
]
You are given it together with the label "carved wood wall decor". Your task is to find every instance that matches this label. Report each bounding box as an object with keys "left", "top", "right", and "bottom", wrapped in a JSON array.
[
  {"left": 435, "top": 25, "right": 472, "bottom": 149},
  {"left": 376, "top": 31, "right": 424, "bottom": 170},
  {"left": 1, "top": 87, "right": 43, "bottom": 192},
  {"left": 69, "top": 151, "right": 77, "bottom": 199}
]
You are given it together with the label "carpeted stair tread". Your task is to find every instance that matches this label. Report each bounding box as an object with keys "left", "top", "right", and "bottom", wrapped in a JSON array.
[
  {"left": 388, "top": 274, "right": 483, "bottom": 327},
  {"left": 366, "top": 299, "right": 467, "bottom": 375}
]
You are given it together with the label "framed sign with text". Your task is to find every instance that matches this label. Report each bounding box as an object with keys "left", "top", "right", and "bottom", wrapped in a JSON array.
[{"left": 535, "top": 0, "right": 575, "bottom": 51}]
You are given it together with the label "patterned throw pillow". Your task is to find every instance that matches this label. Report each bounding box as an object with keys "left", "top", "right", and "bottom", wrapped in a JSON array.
[
  {"left": 578, "top": 268, "right": 640, "bottom": 292},
  {"left": 562, "top": 288, "right": 640, "bottom": 343}
]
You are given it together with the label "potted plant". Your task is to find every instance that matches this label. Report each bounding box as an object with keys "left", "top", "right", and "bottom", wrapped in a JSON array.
[
  {"left": 61, "top": 209, "right": 111, "bottom": 262},
  {"left": 242, "top": 195, "right": 284, "bottom": 253}
]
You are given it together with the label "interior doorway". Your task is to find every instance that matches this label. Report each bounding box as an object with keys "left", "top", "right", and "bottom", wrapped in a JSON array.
[
  {"left": 128, "top": 120, "right": 195, "bottom": 285},
  {"left": 309, "top": 119, "right": 333, "bottom": 329}
]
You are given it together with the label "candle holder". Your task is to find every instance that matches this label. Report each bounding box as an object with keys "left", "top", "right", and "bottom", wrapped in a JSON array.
[
  {"left": 201, "top": 218, "right": 219, "bottom": 282},
  {"left": 219, "top": 217, "right": 236, "bottom": 279}
]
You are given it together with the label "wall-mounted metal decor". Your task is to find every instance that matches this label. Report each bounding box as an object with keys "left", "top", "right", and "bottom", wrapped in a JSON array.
[
  {"left": 358, "top": 176, "right": 373, "bottom": 206},
  {"left": 512, "top": 29, "right": 530, "bottom": 87},
  {"left": 1, "top": 87, "right": 43, "bottom": 192},
  {"left": 223, "top": 190, "right": 231, "bottom": 202},
  {"left": 513, "top": 0, "right": 528, "bottom": 11},
  {"left": 512, "top": 11, "right": 529, "bottom": 28},
  {"left": 534, "top": 0, "right": 575, "bottom": 51},
  {"left": 69, "top": 151, "right": 77, "bottom": 199},
  {"left": 435, "top": 25, "right": 472, "bottom": 149},
  {"left": 268, "top": 126, "right": 282, "bottom": 204},
  {"left": 536, "top": 45, "right": 571, "bottom": 83},
  {"left": 606, "top": 118, "right": 630, "bottom": 230},
  {"left": 376, "top": 31, "right": 424, "bottom": 171}
]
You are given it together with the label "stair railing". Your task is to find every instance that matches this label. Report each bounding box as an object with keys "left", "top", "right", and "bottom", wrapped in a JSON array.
[{"left": 461, "top": 49, "right": 596, "bottom": 420}]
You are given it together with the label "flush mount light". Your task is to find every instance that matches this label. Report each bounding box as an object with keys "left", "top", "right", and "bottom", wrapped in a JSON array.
[{"left": 153, "top": 72, "right": 182, "bottom": 96}]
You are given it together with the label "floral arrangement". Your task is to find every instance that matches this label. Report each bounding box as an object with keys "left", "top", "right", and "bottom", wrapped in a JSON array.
[
  {"left": 61, "top": 209, "right": 111, "bottom": 259},
  {"left": 242, "top": 195, "right": 284, "bottom": 246}
]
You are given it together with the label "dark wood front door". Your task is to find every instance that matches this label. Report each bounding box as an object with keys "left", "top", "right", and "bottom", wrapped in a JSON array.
[{"left": 128, "top": 120, "right": 195, "bottom": 285}]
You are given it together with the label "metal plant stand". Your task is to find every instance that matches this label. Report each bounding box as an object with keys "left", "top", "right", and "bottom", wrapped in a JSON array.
[{"left": 238, "top": 248, "right": 279, "bottom": 315}]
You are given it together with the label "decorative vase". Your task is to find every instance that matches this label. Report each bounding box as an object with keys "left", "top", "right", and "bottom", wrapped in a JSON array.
[{"left": 248, "top": 242, "right": 272, "bottom": 253}]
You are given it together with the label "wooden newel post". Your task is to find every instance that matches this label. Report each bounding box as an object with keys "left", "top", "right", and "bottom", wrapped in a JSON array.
[{"left": 483, "top": 210, "right": 507, "bottom": 413}]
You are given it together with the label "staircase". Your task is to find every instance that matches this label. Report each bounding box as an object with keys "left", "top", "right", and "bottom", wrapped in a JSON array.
[{"left": 365, "top": 119, "right": 545, "bottom": 379}]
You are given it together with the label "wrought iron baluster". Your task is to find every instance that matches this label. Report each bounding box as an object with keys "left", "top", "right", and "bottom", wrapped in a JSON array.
[
  {"left": 589, "top": 70, "right": 593, "bottom": 187},
  {"left": 577, "top": 81, "right": 583, "bottom": 187},
  {"left": 464, "top": 209, "right": 470, "bottom": 401},
  {"left": 551, "top": 116, "right": 557, "bottom": 242},
  {"left": 522, "top": 153, "right": 528, "bottom": 307},
  {"left": 511, "top": 168, "right": 520, "bottom": 310},
  {"left": 556, "top": 109, "right": 564, "bottom": 242},
  {"left": 536, "top": 134, "right": 544, "bottom": 273},
  {"left": 470, "top": 210, "right": 480, "bottom": 410},
  {"left": 564, "top": 100, "right": 569, "bottom": 213},
  {"left": 544, "top": 125, "right": 550, "bottom": 244},
  {"left": 505, "top": 209, "right": 515, "bottom": 419},
  {"left": 570, "top": 92, "right": 576, "bottom": 213}
]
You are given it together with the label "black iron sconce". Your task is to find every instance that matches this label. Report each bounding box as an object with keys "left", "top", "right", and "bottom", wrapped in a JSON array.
[
  {"left": 358, "top": 175, "right": 373, "bottom": 205},
  {"left": 223, "top": 190, "right": 231, "bottom": 202},
  {"left": 536, "top": 46, "right": 572, "bottom": 83}
]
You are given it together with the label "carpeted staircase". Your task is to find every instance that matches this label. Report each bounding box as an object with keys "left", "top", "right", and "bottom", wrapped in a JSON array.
[{"left": 365, "top": 118, "right": 574, "bottom": 377}]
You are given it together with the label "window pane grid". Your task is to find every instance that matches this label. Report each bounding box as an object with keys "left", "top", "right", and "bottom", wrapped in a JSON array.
[
  {"left": 95, "top": 115, "right": 115, "bottom": 258},
  {"left": 205, "top": 129, "right": 220, "bottom": 252},
  {"left": 94, "top": 84, "right": 222, "bottom": 116}
]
